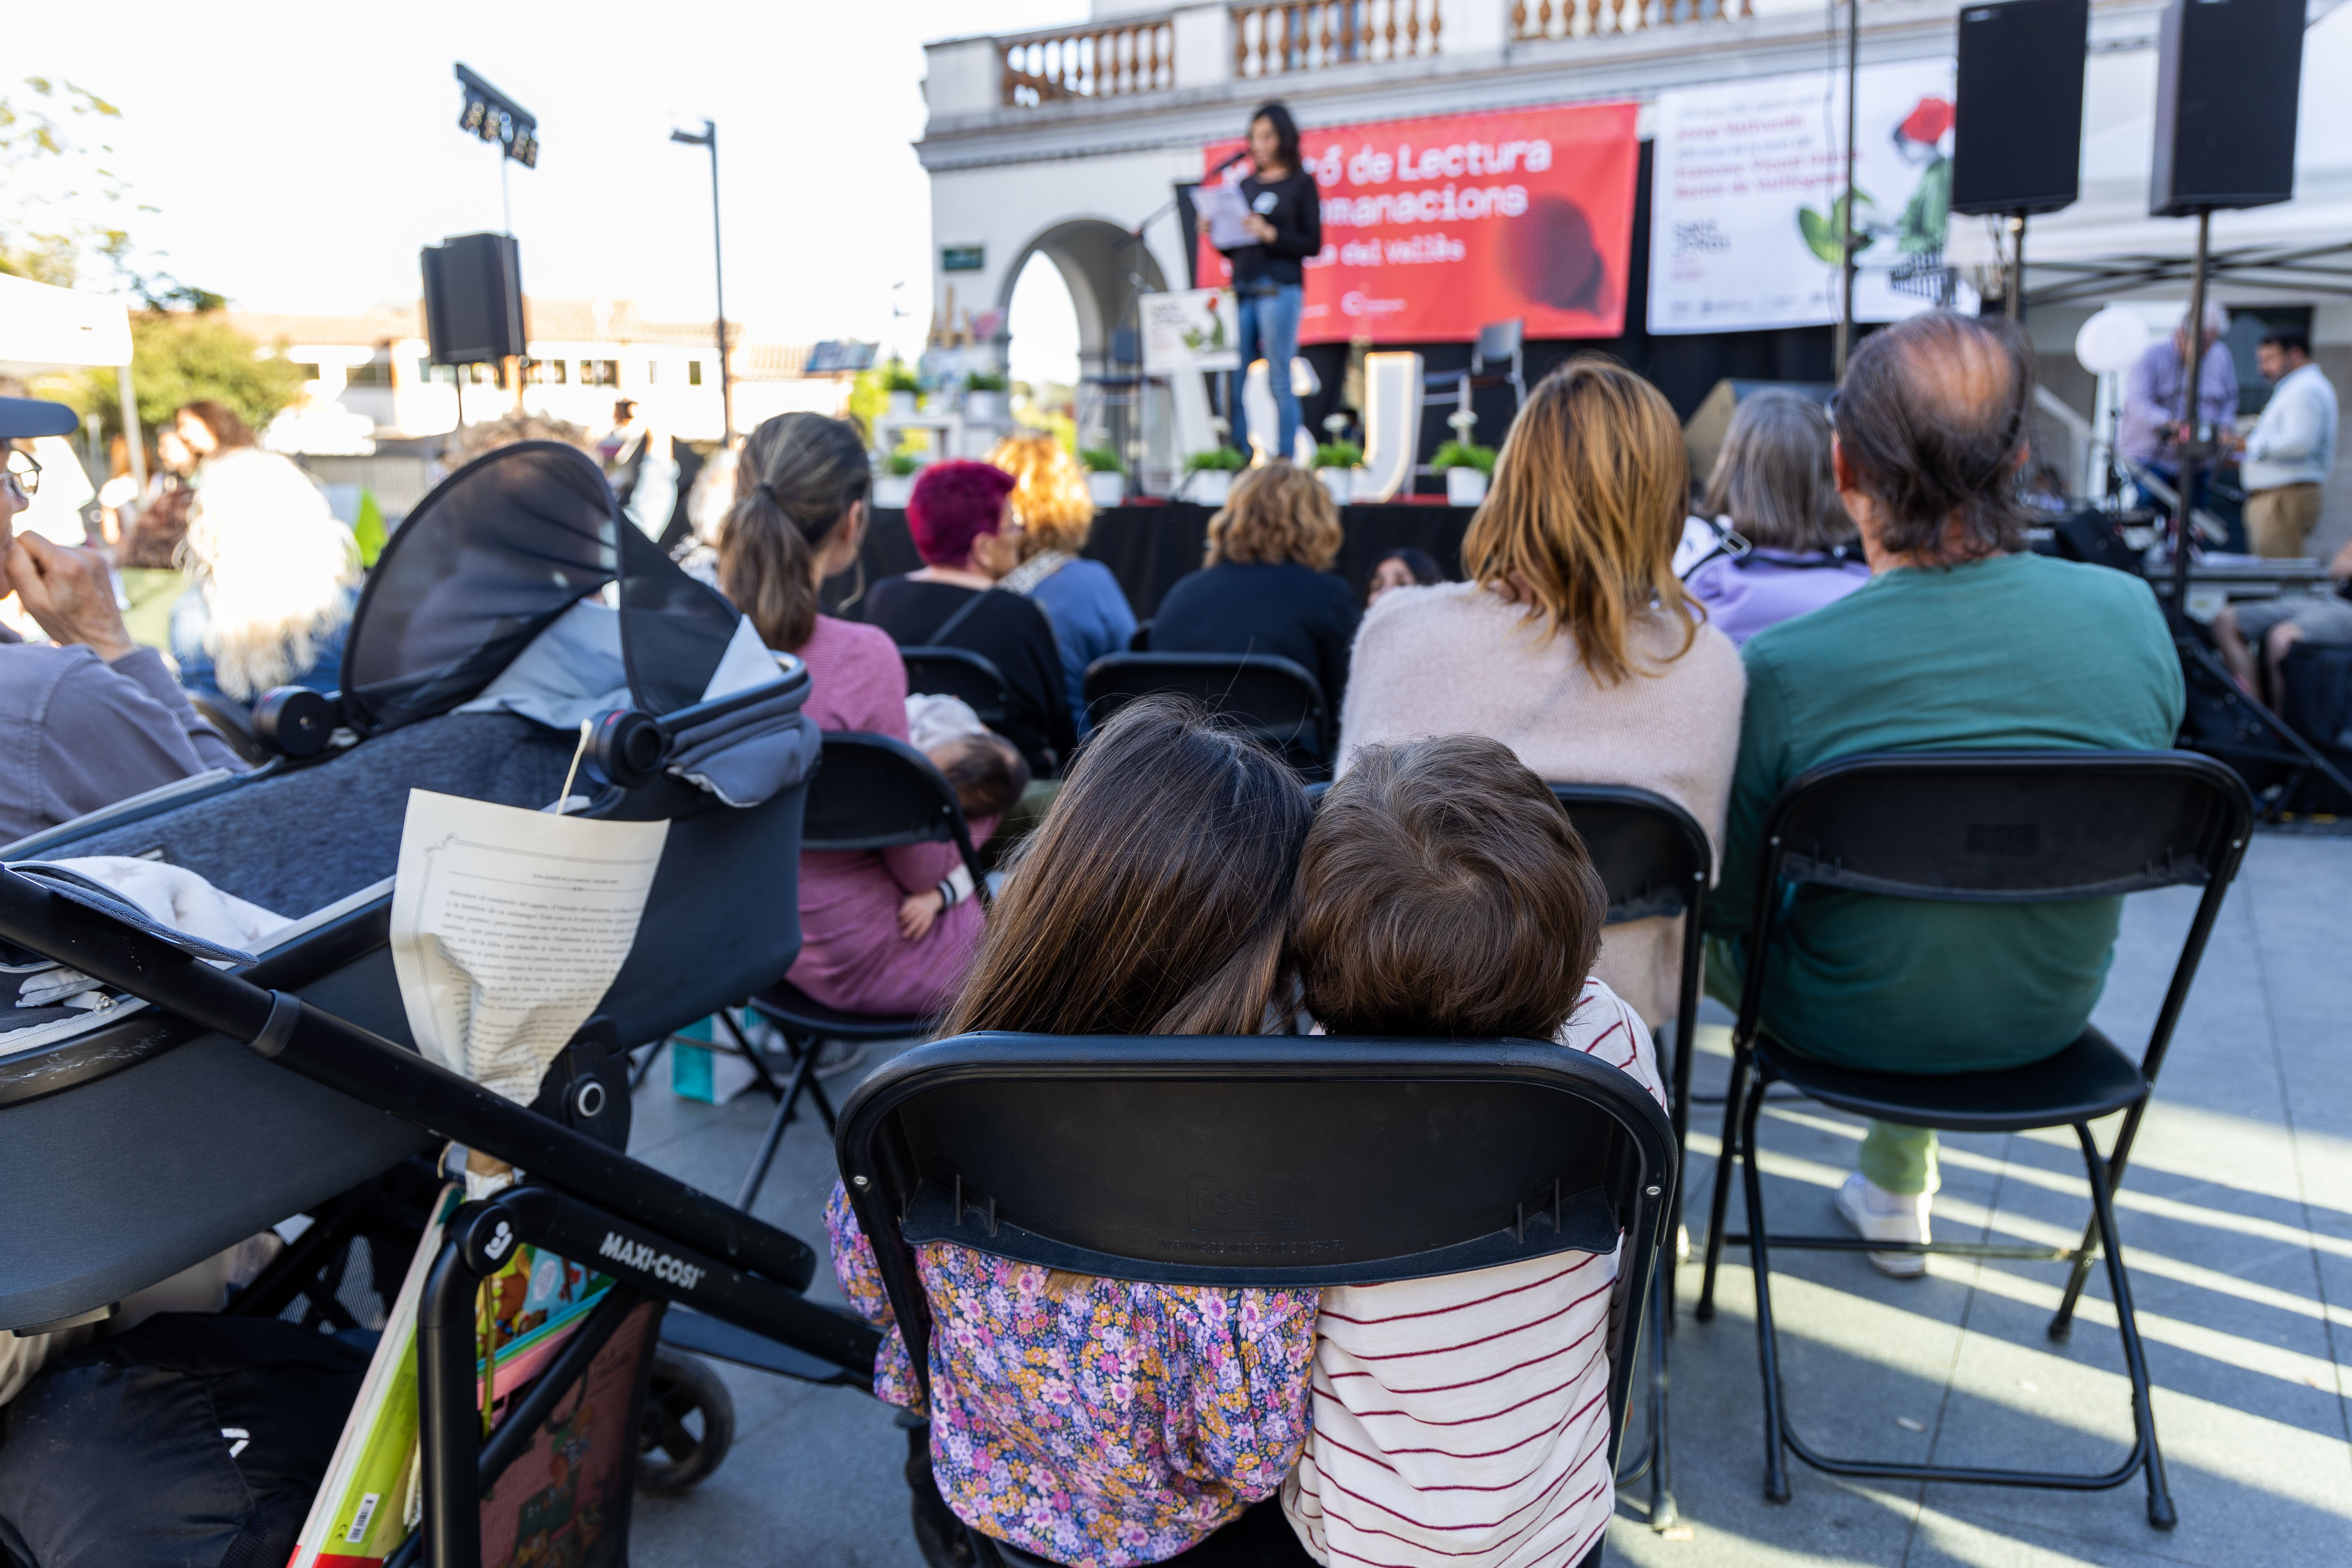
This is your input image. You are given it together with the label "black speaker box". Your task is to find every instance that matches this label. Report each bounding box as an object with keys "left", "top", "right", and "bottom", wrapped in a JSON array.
[
  {"left": 1952, "top": 0, "right": 2088, "bottom": 217},
  {"left": 2151, "top": 0, "right": 2304, "bottom": 216},
  {"left": 420, "top": 232, "right": 525, "bottom": 365}
]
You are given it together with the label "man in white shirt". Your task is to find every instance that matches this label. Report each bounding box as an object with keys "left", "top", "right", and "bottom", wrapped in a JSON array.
[{"left": 2237, "top": 327, "right": 2339, "bottom": 559}]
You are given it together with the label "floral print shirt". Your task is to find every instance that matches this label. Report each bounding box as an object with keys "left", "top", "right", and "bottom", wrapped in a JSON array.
[{"left": 824, "top": 1183, "right": 1317, "bottom": 1566}]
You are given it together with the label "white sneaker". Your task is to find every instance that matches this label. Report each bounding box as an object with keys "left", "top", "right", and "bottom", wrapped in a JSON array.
[{"left": 1835, "top": 1171, "right": 1931, "bottom": 1279}]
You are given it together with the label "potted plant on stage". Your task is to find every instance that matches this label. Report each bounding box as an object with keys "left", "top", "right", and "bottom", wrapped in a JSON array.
[
  {"left": 1314, "top": 441, "right": 1363, "bottom": 507},
  {"left": 874, "top": 449, "right": 922, "bottom": 508},
  {"left": 1432, "top": 410, "right": 1495, "bottom": 506},
  {"left": 883, "top": 361, "right": 921, "bottom": 418},
  {"left": 964, "top": 372, "right": 1010, "bottom": 425},
  {"left": 1182, "top": 446, "right": 1245, "bottom": 506},
  {"left": 1080, "top": 445, "right": 1127, "bottom": 509}
]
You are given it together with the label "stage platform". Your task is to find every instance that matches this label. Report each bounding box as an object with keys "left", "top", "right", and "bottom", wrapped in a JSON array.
[{"left": 824, "top": 503, "right": 1479, "bottom": 622}]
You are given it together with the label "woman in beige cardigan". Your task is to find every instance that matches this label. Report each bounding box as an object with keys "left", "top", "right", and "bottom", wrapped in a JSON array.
[{"left": 1338, "top": 358, "right": 1744, "bottom": 1025}]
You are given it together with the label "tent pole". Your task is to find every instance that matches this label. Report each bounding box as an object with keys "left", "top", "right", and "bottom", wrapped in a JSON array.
[
  {"left": 114, "top": 364, "right": 146, "bottom": 492},
  {"left": 1833, "top": 0, "right": 1860, "bottom": 382},
  {"left": 2166, "top": 207, "right": 2212, "bottom": 633}
]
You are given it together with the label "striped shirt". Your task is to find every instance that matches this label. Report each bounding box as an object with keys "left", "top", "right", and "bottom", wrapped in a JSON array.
[{"left": 1283, "top": 980, "right": 1666, "bottom": 1567}]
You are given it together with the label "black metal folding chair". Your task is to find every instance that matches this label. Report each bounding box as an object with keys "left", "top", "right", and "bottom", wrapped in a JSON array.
[
  {"left": 1082, "top": 652, "right": 1332, "bottom": 775},
  {"left": 902, "top": 646, "right": 1015, "bottom": 731},
  {"left": 1693, "top": 750, "right": 2254, "bottom": 1528},
  {"left": 1549, "top": 784, "right": 1710, "bottom": 1531},
  {"left": 728, "top": 732, "right": 992, "bottom": 1214},
  {"left": 837, "top": 1030, "right": 1677, "bottom": 1568},
  {"left": 1421, "top": 318, "right": 1528, "bottom": 434}
]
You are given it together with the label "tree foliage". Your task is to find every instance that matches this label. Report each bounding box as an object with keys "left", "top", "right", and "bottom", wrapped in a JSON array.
[
  {"left": 53, "top": 313, "right": 307, "bottom": 444},
  {"left": 0, "top": 76, "right": 137, "bottom": 289}
]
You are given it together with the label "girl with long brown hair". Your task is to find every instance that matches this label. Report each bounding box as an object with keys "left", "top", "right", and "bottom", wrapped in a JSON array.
[
  {"left": 1337, "top": 356, "right": 1745, "bottom": 1027},
  {"left": 824, "top": 698, "right": 1319, "bottom": 1568}
]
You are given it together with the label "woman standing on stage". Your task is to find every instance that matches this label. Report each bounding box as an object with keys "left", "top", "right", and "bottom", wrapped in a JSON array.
[{"left": 1203, "top": 102, "right": 1321, "bottom": 464}]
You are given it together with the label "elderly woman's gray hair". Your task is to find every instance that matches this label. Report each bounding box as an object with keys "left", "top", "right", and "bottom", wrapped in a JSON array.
[{"left": 1699, "top": 390, "right": 1855, "bottom": 554}]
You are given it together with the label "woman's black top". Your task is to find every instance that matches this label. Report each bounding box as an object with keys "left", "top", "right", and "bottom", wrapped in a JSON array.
[
  {"left": 1224, "top": 169, "right": 1323, "bottom": 290},
  {"left": 1147, "top": 561, "right": 1360, "bottom": 710},
  {"left": 866, "top": 577, "right": 1078, "bottom": 778}
]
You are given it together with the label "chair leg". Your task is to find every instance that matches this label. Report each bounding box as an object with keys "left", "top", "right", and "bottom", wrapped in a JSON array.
[
  {"left": 2053, "top": 1100, "right": 2148, "bottom": 1341},
  {"left": 734, "top": 1030, "right": 834, "bottom": 1213},
  {"left": 1739, "top": 1074, "right": 1791, "bottom": 1503},
  {"left": 2075, "top": 1123, "right": 2177, "bottom": 1530},
  {"left": 1696, "top": 1047, "right": 1751, "bottom": 1322},
  {"left": 629, "top": 1036, "right": 668, "bottom": 1091},
  {"left": 1646, "top": 1256, "right": 1679, "bottom": 1529}
]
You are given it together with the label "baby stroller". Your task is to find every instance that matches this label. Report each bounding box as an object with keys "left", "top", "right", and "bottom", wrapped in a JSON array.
[{"left": 0, "top": 443, "right": 882, "bottom": 1566}]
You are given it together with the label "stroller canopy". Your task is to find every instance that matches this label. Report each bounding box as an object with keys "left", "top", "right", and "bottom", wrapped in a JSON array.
[{"left": 340, "top": 441, "right": 741, "bottom": 736}]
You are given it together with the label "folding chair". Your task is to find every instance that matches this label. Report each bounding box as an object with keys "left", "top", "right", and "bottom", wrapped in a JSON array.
[
  {"left": 1421, "top": 319, "right": 1527, "bottom": 436},
  {"left": 1549, "top": 784, "right": 1711, "bottom": 1531},
  {"left": 1082, "top": 652, "right": 1332, "bottom": 775},
  {"left": 731, "top": 732, "right": 992, "bottom": 1214},
  {"left": 837, "top": 1030, "right": 1677, "bottom": 1568},
  {"left": 902, "top": 646, "right": 1014, "bottom": 731},
  {"left": 1693, "top": 750, "right": 2254, "bottom": 1528}
]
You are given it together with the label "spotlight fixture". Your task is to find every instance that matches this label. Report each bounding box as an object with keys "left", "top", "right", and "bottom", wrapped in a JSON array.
[{"left": 454, "top": 63, "right": 538, "bottom": 167}]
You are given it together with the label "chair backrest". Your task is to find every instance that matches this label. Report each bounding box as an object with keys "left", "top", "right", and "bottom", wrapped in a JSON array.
[
  {"left": 1549, "top": 784, "right": 1711, "bottom": 925},
  {"left": 1758, "top": 751, "right": 2249, "bottom": 905},
  {"left": 1474, "top": 318, "right": 1524, "bottom": 368},
  {"left": 803, "top": 731, "right": 983, "bottom": 882},
  {"left": 901, "top": 646, "right": 1013, "bottom": 729},
  {"left": 1081, "top": 652, "right": 1330, "bottom": 767},
  {"left": 835, "top": 1032, "right": 1675, "bottom": 1436},
  {"left": 1743, "top": 750, "right": 2253, "bottom": 1078}
]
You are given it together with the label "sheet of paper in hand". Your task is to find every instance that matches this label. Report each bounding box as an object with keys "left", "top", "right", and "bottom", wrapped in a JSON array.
[
  {"left": 1196, "top": 180, "right": 1256, "bottom": 252},
  {"left": 389, "top": 790, "right": 668, "bottom": 1104}
]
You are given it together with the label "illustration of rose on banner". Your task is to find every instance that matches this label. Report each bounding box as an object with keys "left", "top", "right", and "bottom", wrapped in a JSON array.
[{"left": 1198, "top": 101, "right": 1640, "bottom": 345}]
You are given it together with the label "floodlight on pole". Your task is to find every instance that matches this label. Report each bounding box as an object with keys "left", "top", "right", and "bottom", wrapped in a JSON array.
[
  {"left": 455, "top": 64, "right": 539, "bottom": 169},
  {"left": 671, "top": 120, "right": 733, "bottom": 443}
]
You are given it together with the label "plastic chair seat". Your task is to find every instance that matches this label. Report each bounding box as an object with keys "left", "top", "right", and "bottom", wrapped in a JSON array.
[
  {"left": 1751, "top": 1027, "right": 2148, "bottom": 1135},
  {"left": 749, "top": 982, "right": 930, "bottom": 1044}
]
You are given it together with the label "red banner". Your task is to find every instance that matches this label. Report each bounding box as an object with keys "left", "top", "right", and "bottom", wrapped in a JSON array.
[{"left": 1198, "top": 101, "right": 1640, "bottom": 345}]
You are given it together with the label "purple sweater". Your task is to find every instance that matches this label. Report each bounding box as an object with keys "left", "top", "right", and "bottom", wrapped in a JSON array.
[{"left": 786, "top": 615, "right": 986, "bottom": 1016}]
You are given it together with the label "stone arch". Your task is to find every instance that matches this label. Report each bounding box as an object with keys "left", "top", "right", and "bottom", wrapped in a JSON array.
[{"left": 995, "top": 218, "right": 1171, "bottom": 377}]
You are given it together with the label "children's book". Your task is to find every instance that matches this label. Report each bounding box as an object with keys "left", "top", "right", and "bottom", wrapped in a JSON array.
[{"left": 289, "top": 1185, "right": 616, "bottom": 1566}]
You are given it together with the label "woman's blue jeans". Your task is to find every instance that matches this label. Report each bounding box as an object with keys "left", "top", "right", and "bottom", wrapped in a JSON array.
[{"left": 1231, "top": 283, "right": 1304, "bottom": 462}]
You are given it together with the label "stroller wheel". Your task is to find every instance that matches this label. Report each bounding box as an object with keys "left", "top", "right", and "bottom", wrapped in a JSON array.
[{"left": 636, "top": 1348, "right": 735, "bottom": 1494}]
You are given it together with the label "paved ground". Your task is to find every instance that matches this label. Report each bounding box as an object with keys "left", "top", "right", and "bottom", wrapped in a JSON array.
[{"left": 627, "top": 831, "right": 2352, "bottom": 1568}]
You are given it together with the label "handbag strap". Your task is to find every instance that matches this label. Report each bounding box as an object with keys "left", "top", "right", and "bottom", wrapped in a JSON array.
[{"left": 925, "top": 586, "right": 997, "bottom": 648}]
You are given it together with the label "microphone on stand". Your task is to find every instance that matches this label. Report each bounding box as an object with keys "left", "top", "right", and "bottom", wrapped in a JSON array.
[{"left": 1207, "top": 146, "right": 1253, "bottom": 178}]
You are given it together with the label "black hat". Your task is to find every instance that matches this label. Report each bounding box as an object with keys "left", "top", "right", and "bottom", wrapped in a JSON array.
[{"left": 0, "top": 397, "right": 79, "bottom": 440}]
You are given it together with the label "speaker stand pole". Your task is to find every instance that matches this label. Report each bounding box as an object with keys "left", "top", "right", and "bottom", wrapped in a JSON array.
[
  {"left": 2006, "top": 211, "right": 2026, "bottom": 322},
  {"left": 1832, "top": 0, "right": 1861, "bottom": 382},
  {"left": 2165, "top": 206, "right": 2212, "bottom": 635}
]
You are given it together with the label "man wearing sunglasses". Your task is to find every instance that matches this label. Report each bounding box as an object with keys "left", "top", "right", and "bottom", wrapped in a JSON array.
[{"left": 0, "top": 396, "right": 247, "bottom": 844}]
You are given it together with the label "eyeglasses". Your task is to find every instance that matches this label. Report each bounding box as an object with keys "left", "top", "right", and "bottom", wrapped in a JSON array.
[{"left": 2, "top": 449, "right": 41, "bottom": 498}]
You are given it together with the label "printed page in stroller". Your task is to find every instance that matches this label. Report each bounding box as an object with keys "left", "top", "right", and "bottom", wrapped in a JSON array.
[{"left": 389, "top": 791, "right": 668, "bottom": 1105}]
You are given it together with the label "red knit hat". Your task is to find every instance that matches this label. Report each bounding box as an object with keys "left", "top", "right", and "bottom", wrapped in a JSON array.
[{"left": 906, "top": 460, "right": 1018, "bottom": 567}]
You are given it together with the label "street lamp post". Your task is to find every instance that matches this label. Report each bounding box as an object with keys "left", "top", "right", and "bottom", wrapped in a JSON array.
[{"left": 671, "top": 119, "right": 733, "bottom": 444}]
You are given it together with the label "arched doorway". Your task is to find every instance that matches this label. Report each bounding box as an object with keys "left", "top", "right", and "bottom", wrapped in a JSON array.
[{"left": 997, "top": 218, "right": 1171, "bottom": 450}]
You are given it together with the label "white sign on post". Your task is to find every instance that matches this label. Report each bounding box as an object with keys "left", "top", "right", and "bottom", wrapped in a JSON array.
[
  {"left": 1648, "top": 59, "right": 1978, "bottom": 335},
  {"left": 1141, "top": 288, "right": 1241, "bottom": 374}
]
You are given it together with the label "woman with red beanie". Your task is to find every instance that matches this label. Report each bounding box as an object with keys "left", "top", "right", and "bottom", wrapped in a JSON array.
[{"left": 866, "top": 461, "right": 1077, "bottom": 778}]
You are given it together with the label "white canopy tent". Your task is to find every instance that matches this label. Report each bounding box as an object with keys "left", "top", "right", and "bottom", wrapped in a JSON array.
[
  {"left": 0, "top": 275, "right": 138, "bottom": 538},
  {"left": 1947, "top": 2, "right": 2352, "bottom": 311}
]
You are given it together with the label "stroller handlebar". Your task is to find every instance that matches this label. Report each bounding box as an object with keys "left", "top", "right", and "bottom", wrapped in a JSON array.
[{"left": 0, "top": 866, "right": 821, "bottom": 1294}]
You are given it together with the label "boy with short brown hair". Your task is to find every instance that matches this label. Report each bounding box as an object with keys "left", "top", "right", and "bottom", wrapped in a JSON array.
[{"left": 1285, "top": 734, "right": 1666, "bottom": 1568}]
